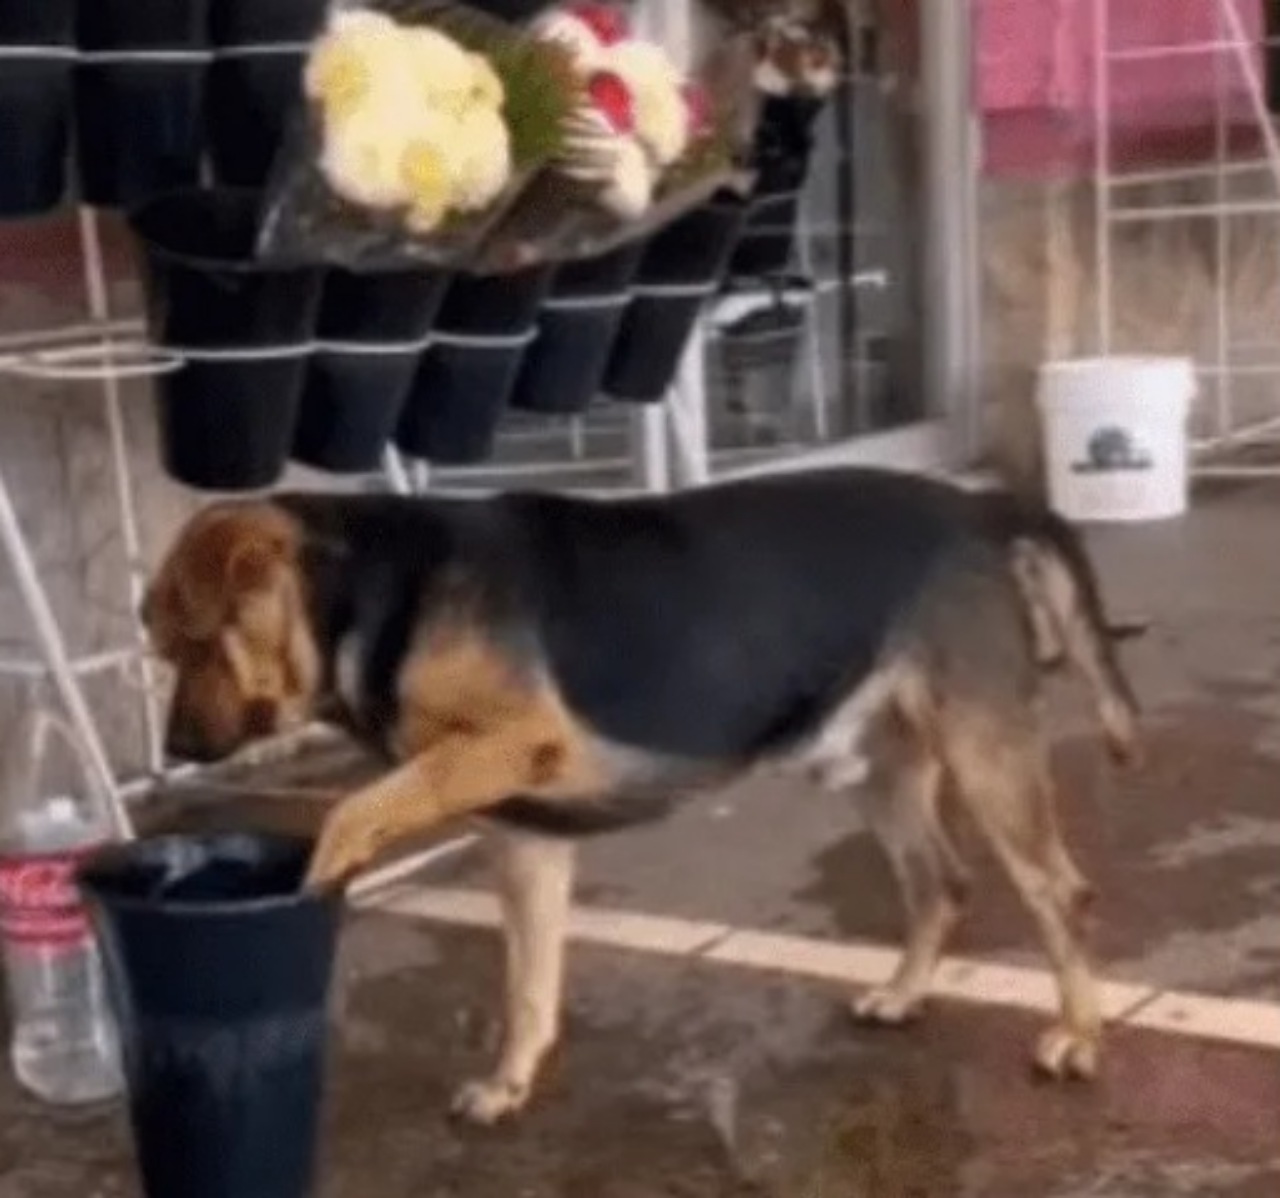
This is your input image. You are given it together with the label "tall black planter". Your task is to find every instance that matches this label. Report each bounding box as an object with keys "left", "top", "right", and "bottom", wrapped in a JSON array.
[
  {"left": 0, "top": 0, "right": 74, "bottom": 45},
  {"left": 74, "top": 56, "right": 208, "bottom": 209},
  {"left": 727, "top": 95, "right": 828, "bottom": 281},
  {"left": 603, "top": 201, "right": 746, "bottom": 404},
  {"left": 316, "top": 266, "right": 448, "bottom": 345},
  {"left": 395, "top": 265, "right": 552, "bottom": 464},
  {"left": 131, "top": 187, "right": 324, "bottom": 490},
  {"left": 78, "top": 833, "right": 342, "bottom": 1198},
  {"left": 157, "top": 348, "right": 311, "bottom": 491},
  {"left": 208, "top": 48, "right": 306, "bottom": 188},
  {"left": 0, "top": 54, "right": 72, "bottom": 218},
  {"left": 510, "top": 238, "right": 647, "bottom": 416},
  {"left": 75, "top": 0, "right": 211, "bottom": 51},
  {"left": 130, "top": 187, "right": 323, "bottom": 350},
  {"left": 292, "top": 342, "right": 425, "bottom": 475},
  {"left": 210, "top": 0, "right": 329, "bottom": 46}
]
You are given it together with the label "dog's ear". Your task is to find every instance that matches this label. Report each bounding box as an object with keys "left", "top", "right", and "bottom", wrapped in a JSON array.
[{"left": 164, "top": 504, "right": 299, "bottom": 637}]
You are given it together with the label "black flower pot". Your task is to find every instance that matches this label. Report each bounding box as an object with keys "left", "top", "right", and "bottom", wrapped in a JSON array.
[
  {"left": 130, "top": 187, "right": 324, "bottom": 350},
  {"left": 76, "top": 0, "right": 211, "bottom": 52},
  {"left": 509, "top": 239, "right": 647, "bottom": 416},
  {"left": 0, "top": 0, "right": 74, "bottom": 45},
  {"left": 393, "top": 265, "right": 551, "bottom": 463},
  {"left": 395, "top": 331, "right": 536, "bottom": 464},
  {"left": 316, "top": 266, "right": 449, "bottom": 345},
  {"left": 78, "top": 833, "right": 342, "bottom": 1198},
  {"left": 210, "top": 0, "right": 329, "bottom": 47},
  {"left": 0, "top": 54, "right": 72, "bottom": 218},
  {"left": 75, "top": 56, "right": 207, "bottom": 209},
  {"left": 208, "top": 48, "right": 305, "bottom": 188},
  {"left": 292, "top": 342, "right": 425, "bottom": 474},
  {"left": 602, "top": 201, "right": 746, "bottom": 404},
  {"left": 155, "top": 347, "right": 310, "bottom": 491},
  {"left": 727, "top": 190, "right": 804, "bottom": 280}
]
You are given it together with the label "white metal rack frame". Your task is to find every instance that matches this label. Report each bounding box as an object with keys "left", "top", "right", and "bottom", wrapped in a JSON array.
[{"left": 1094, "top": 0, "right": 1280, "bottom": 477}]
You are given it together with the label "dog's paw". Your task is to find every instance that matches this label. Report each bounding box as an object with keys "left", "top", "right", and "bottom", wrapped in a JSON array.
[
  {"left": 850, "top": 986, "right": 925, "bottom": 1026},
  {"left": 450, "top": 1076, "right": 531, "bottom": 1126},
  {"left": 1032, "top": 1023, "right": 1100, "bottom": 1081}
]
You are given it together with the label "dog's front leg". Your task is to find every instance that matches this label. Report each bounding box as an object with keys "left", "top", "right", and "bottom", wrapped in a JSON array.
[
  {"left": 305, "top": 706, "right": 600, "bottom": 888},
  {"left": 452, "top": 827, "right": 576, "bottom": 1125}
]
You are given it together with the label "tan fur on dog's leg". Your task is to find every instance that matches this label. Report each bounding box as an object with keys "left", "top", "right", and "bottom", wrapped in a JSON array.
[
  {"left": 305, "top": 705, "right": 603, "bottom": 889},
  {"left": 452, "top": 828, "right": 576, "bottom": 1125},
  {"left": 944, "top": 711, "right": 1101, "bottom": 1080},
  {"left": 852, "top": 715, "right": 969, "bottom": 1024}
]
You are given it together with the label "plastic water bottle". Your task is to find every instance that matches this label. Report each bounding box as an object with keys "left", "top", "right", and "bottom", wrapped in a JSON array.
[{"left": 0, "top": 714, "right": 124, "bottom": 1105}]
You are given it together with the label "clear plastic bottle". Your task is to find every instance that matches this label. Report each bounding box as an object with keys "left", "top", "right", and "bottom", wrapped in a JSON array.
[{"left": 0, "top": 713, "right": 123, "bottom": 1105}]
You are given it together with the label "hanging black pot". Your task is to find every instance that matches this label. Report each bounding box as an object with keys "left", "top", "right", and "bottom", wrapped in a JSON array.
[
  {"left": 727, "top": 189, "right": 804, "bottom": 280},
  {"left": 208, "top": 48, "right": 305, "bottom": 188},
  {"left": 74, "top": 55, "right": 208, "bottom": 209},
  {"left": 75, "top": 0, "right": 211, "bottom": 51},
  {"left": 394, "top": 264, "right": 552, "bottom": 463},
  {"left": 510, "top": 238, "right": 646, "bottom": 416},
  {"left": 130, "top": 187, "right": 324, "bottom": 351},
  {"left": 154, "top": 346, "right": 311, "bottom": 491},
  {"left": 395, "top": 330, "right": 537, "bottom": 465},
  {"left": 0, "top": 53, "right": 72, "bottom": 218},
  {"left": 602, "top": 200, "right": 746, "bottom": 404},
  {"left": 78, "top": 833, "right": 342, "bottom": 1198},
  {"left": 292, "top": 340, "right": 426, "bottom": 475},
  {"left": 0, "top": 0, "right": 74, "bottom": 45},
  {"left": 316, "top": 265, "right": 449, "bottom": 345},
  {"left": 210, "top": 0, "right": 329, "bottom": 47}
]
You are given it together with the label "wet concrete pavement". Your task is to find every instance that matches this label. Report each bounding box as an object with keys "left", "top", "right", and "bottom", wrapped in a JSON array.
[{"left": 3, "top": 479, "right": 1280, "bottom": 1196}]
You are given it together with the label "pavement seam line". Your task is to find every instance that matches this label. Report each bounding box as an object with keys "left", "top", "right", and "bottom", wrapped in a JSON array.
[{"left": 363, "top": 884, "right": 1280, "bottom": 1054}]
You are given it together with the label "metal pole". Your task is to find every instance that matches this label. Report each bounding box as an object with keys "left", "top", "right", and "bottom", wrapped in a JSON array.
[
  {"left": 920, "top": 0, "right": 982, "bottom": 463},
  {"left": 78, "top": 207, "right": 166, "bottom": 777},
  {"left": 0, "top": 471, "right": 125, "bottom": 827}
]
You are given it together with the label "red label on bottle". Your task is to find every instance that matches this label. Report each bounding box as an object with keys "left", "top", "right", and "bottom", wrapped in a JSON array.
[{"left": 0, "top": 847, "right": 97, "bottom": 953}]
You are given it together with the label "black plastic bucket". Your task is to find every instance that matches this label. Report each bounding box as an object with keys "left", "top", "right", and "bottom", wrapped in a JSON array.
[
  {"left": 208, "top": 48, "right": 306, "bottom": 188},
  {"left": 0, "top": 54, "right": 72, "bottom": 218},
  {"left": 78, "top": 833, "right": 343, "bottom": 1198}
]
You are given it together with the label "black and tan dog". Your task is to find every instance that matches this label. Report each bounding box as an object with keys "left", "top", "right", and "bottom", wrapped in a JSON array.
[{"left": 142, "top": 468, "right": 1140, "bottom": 1123}]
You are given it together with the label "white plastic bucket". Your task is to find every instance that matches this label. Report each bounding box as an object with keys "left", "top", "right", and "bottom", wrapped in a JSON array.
[{"left": 1036, "top": 355, "right": 1196, "bottom": 523}]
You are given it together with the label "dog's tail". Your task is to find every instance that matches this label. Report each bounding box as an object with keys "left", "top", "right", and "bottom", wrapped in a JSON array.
[{"left": 979, "top": 495, "right": 1144, "bottom": 766}]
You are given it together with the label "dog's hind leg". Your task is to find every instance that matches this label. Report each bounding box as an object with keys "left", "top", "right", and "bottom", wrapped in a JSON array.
[
  {"left": 452, "top": 827, "right": 576, "bottom": 1125},
  {"left": 851, "top": 710, "right": 970, "bottom": 1026},
  {"left": 942, "top": 706, "right": 1101, "bottom": 1080}
]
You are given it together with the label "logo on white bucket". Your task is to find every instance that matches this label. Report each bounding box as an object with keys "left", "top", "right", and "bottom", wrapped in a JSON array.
[{"left": 1070, "top": 426, "right": 1152, "bottom": 475}]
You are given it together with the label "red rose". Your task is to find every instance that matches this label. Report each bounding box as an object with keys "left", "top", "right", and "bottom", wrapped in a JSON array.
[
  {"left": 566, "top": 3, "right": 628, "bottom": 46},
  {"left": 587, "top": 70, "right": 636, "bottom": 134},
  {"left": 682, "top": 83, "right": 712, "bottom": 136}
]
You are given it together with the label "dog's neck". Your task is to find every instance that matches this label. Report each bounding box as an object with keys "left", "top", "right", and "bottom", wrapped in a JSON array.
[{"left": 280, "top": 496, "right": 449, "bottom": 756}]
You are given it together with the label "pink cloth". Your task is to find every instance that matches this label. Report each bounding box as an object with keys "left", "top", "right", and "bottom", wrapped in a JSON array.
[{"left": 978, "top": 0, "right": 1265, "bottom": 177}]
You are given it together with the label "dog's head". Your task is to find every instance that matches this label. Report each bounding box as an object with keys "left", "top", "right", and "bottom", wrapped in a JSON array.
[{"left": 143, "top": 503, "right": 322, "bottom": 763}]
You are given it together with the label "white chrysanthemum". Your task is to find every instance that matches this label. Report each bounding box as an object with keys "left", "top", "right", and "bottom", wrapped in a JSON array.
[
  {"left": 450, "top": 106, "right": 513, "bottom": 212},
  {"left": 601, "top": 40, "right": 689, "bottom": 166},
  {"left": 531, "top": 12, "right": 604, "bottom": 71},
  {"left": 600, "top": 135, "right": 653, "bottom": 218},
  {"left": 305, "top": 10, "right": 411, "bottom": 119},
  {"left": 318, "top": 100, "right": 419, "bottom": 209}
]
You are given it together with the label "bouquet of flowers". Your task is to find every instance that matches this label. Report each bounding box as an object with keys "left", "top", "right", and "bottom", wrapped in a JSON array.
[
  {"left": 459, "top": 2, "right": 755, "bottom": 270},
  {"left": 256, "top": 1, "right": 580, "bottom": 267}
]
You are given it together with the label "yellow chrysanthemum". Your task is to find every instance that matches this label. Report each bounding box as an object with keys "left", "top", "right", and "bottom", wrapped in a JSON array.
[
  {"left": 468, "top": 53, "right": 505, "bottom": 111},
  {"left": 305, "top": 10, "right": 406, "bottom": 123},
  {"left": 318, "top": 101, "right": 418, "bottom": 210},
  {"left": 405, "top": 26, "right": 480, "bottom": 112},
  {"left": 450, "top": 106, "right": 513, "bottom": 212},
  {"left": 402, "top": 138, "right": 455, "bottom": 233}
]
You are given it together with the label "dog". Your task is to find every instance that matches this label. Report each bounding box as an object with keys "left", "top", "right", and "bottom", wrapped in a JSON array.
[{"left": 141, "top": 468, "right": 1140, "bottom": 1124}]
